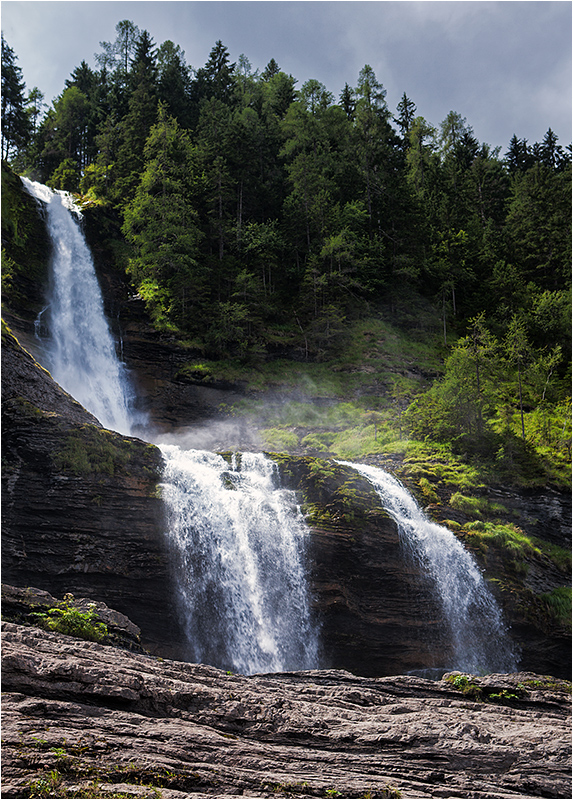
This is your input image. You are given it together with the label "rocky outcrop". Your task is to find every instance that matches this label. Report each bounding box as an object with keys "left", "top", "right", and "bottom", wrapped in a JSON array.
[
  {"left": 2, "top": 323, "right": 570, "bottom": 677},
  {"left": 274, "top": 456, "right": 453, "bottom": 677},
  {"left": 2, "top": 621, "right": 571, "bottom": 799},
  {"left": 1, "top": 584, "right": 144, "bottom": 653},
  {"left": 1, "top": 326, "right": 185, "bottom": 658}
]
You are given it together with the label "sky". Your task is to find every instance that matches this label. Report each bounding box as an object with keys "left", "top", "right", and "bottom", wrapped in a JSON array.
[{"left": 1, "top": 1, "right": 571, "bottom": 152}]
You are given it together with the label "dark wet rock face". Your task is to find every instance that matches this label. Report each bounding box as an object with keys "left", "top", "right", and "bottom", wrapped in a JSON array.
[
  {"left": 1, "top": 621, "right": 571, "bottom": 799},
  {"left": 1, "top": 328, "right": 185, "bottom": 658},
  {"left": 2, "top": 326, "right": 571, "bottom": 678}
]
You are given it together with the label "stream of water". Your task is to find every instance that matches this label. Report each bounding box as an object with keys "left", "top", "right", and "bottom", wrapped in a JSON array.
[
  {"left": 22, "top": 178, "right": 320, "bottom": 674},
  {"left": 22, "top": 179, "right": 139, "bottom": 436},
  {"left": 339, "top": 460, "right": 518, "bottom": 674},
  {"left": 22, "top": 178, "right": 518, "bottom": 676},
  {"left": 160, "top": 446, "right": 320, "bottom": 673}
]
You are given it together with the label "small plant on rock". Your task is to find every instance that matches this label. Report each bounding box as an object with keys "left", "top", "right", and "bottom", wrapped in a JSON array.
[{"left": 31, "top": 594, "right": 108, "bottom": 642}]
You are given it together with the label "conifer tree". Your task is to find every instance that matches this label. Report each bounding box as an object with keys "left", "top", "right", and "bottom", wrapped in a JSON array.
[
  {"left": 122, "top": 104, "right": 204, "bottom": 329},
  {"left": 1, "top": 34, "right": 31, "bottom": 161}
]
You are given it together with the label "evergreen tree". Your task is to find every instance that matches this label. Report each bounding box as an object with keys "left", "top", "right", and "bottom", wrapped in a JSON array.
[
  {"left": 1, "top": 34, "right": 31, "bottom": 161},
  {"left": 394, "top": 92, "right": 416, "bottom": 150},
  {"left": 261, "top": 58, "right": 280, "bottom": 81},
  {"left": 199, "top": 40, "right": 236, "bottom": 104},
  {"left": 96, "top": 19, "right": 140, "bottom": 75},
  {"left": 157, "top": 40, "right": 193, "bottom": 127},
  {"left": 339, "top": 83, "right": 356, "bottom": 120},
  {"left": 122, "top": 104, "right": 203, "bottom": 329},
  {"left": 504, "top": 134, "right": 533, "bottom": 173}
]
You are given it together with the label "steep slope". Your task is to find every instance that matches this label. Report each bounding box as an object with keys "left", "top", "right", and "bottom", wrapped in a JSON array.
[{"left": 1, "top": 325, "right": 184, "bottom": 657}]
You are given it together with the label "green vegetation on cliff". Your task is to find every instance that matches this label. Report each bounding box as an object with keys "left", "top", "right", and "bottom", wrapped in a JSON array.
[{"left": 1, "top": 24, "right": 570, "bottom": 492}]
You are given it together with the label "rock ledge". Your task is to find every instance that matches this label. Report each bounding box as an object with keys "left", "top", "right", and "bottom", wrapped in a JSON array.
[{"left": 1, "top": 621, "right": 571, "bottom": 799}]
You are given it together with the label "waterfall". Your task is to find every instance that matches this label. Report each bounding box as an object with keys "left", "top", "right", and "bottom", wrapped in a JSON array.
[
  {"left": 339, "top": 461, "right": 518, "bottom": 675},
  {"left": 21, "top": 178, "right": 320, "bottom": 673},
  {"left": 22, "top": 178, "right": 139, "bottom": 436},
  {"left": 21, "top": 177, "right": 517, "bottom": 677},
  {"left": 159, "top": 445, "right": 320, "bottom": 674}
]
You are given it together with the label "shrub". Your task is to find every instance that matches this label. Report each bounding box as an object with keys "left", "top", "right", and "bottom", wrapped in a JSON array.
[
  {"left": 541, "top": 587, "right": 572, "bottom": 625},
  {"left": 31, "top": 594, "right": 108, "bottom": 642}
]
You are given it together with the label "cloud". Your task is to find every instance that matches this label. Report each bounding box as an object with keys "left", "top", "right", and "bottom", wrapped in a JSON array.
[{"left": 1, "top": 0, "right": 570, "bottom": 148}]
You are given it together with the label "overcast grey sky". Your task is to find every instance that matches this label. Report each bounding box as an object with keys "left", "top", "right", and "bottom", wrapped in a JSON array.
[{"left": 1, "top": 1, "right": 571, "bottom": 152}]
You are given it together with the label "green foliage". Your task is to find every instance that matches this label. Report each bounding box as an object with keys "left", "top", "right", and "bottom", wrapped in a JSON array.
[
  {"left": 53, "top": 426, "right": 135, "bottom": 476},
  {"left": 262, "top": 428, "right": 299, "bottom": 451},
  {"left": 444, "top": 673, "right": 524, "bottom": 705},
  {"left": 1, "top": 34, "right": 31, "bottom": 161},
  {"left": 3, "top": 28, "right": 570, "bottom": 490},
  {"left": 31, "top": 594, "right": 108, "bottom": 642},
  {"left": 449, "top": 493, "right": 507, "bottom": 518},
  {"left": 122, "top": 104, "right": 204, "bottom": 330},
  {"left": 1, "top": 162, "right": 51, "bottom": 312},
  {"left": 540, "top": 587, "right": 572, "bottom": 626},
  {"left": 418, "top": 476, "right": 439, "bottom": 503}
]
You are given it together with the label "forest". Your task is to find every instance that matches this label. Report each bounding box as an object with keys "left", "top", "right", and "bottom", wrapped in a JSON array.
[{"left": 1, "top": 21, "right": 571, "bottom": 486}]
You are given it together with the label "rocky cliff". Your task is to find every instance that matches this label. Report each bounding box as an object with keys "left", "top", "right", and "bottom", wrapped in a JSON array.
[
  {"left": 1, "top": 169, "right": 570, "bottom": 678},
  {"left": 1, "top": 324, "right": 445, "bottom": 676},
  {"left": 2, "top": 619, "right": 571, "bottom": 799},
  {"left": 2, "top": 322, "right": 571, "bottom": 678},
  {"left": 1, "top": 324, "right": 184, "bottom": 658}
]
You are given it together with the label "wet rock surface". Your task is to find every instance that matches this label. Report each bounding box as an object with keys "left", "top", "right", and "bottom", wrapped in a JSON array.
[
  {"left": 1, "top": 621, "right": 571, "bottom": 799},
  {"left": 1, "top": 327, "right": 185, "bottom": 659}
]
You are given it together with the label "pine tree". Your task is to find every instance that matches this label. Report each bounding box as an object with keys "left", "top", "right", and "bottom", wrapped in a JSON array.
[
  {"left": 122, "top": 104, "right": 204, "bottom": 329},
  {"left": 394, "top": 92, "right": 416, "bottom": 149},
  {"left": 157, "top": 40, "right": 193, "bottom": 127},
  {"left": 1, "top": 34, "right": 31, "bottom": 161}
]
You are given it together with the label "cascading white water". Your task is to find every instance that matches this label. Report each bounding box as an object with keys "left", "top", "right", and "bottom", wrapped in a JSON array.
[
  {"left": 22, "top": 177, "right": 518, "bottom": 677},
  {"left": 22, "top": 178, "right": 321, "bottom": 675},
  {"left": 339, "top": 461, "right": 518, "bottom": 674},
  {"left": 22, "top": 178, "right": 138, "bottom": 436},
  {"left": 159, "top": 445, "right": 320, "bottom": 674}
]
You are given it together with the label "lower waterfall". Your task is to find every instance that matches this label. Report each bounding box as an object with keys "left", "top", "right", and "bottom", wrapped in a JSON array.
[
  {"left": 339, "top": 461, "right": 518, "bottom": 675},
  {"left": 159, "top": 445, "right": 320, "bottom": 674}
]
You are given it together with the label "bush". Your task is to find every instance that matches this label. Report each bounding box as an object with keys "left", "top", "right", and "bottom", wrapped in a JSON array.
[
  {"left": 541, "top": 587, "right": 572, "bottom": 625},
  {"left": 31, "top": 594, "right": 108, "bottom": 642}
]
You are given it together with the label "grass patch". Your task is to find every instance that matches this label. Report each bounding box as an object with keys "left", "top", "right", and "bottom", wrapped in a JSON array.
[
  {"left": 462, "top": 521, "right": 571, "bottom": 575},
  {"left": 53, "top": 425, "right": 136, "bottom": 476},
  {"left": 540, "top": 587, "right": 572, "bottom": 626},
  {"left": 30, "top": 594, "right": 108, "bottom": 642},
  {"left": 449, "top": 492, "right": 508, "bottom": 518}
]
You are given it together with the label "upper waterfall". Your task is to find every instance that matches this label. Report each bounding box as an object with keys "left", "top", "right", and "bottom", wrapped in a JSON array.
[{"left": 22, "top": 178, "right": 140, "bottom": 436}]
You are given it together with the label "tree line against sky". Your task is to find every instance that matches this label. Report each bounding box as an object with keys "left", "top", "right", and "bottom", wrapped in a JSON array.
[{"left": 1, "top": 22, "right": 570, "bottom": 475}]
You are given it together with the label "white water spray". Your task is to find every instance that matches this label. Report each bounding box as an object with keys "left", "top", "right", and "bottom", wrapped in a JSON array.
[
  {"left": 160, "top": 446, "right": 320, "bottom": 674},
  {"left": 339, "top": 461, "right": 518, "bottom": 674},
  {"left": 22, "top": 178, "right": 139, "bottom": 435},
  {"left": 23, "top": 177, "right": 517, "bottom": 676},
  {"left": 22, "top": 178, "right": 320, "bottom": 673}
]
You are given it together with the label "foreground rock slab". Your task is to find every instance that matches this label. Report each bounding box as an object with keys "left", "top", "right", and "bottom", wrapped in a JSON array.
[{"left": 1, "top": 622, "right": 571, "bottom": 799}]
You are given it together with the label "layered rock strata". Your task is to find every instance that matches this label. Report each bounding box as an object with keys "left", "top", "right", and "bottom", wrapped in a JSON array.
[
  {"left": 1, "top": 326, "right": 184, "bottom": 658},
  {"left": 1, "top": 621, "right": 571, "bottom": 799}
]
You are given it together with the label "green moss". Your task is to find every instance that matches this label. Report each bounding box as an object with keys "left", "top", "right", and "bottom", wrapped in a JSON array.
[
  {"left": 53, "top": 425, "right": 139, "bottom": 476},
  {"left": 262, "top": 428, "right": 299, "bottom": 451},
  {"left": 463, "top": 520, "right": 571, "bottom": 575},
  {"left": 449, "top": 492, "right": 507, "bottom": 518},
  {"left": 1, "top": 162, "right": 51, "bottom": 314},
  {"left": 418, "top": 476, "right": 440, "bottom": 503}
]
